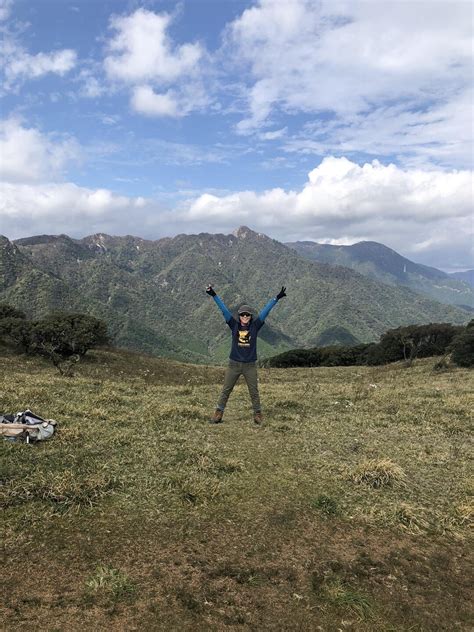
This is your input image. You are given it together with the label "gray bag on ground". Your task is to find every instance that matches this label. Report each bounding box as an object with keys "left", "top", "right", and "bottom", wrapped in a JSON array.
[{"left": 1, "top": 410, "right": 57, "bottom": 443}]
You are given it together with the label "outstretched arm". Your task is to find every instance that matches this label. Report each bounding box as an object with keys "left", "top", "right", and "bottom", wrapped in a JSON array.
[
  {"left": 206, "top": 285, "right": 233, "bottom": 323},
  {"left": 258, "top": 286, "right": 286, "bottom": 322}
]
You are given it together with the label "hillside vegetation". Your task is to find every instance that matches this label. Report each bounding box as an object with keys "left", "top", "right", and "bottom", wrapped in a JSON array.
[
  {"left": 1, "top": 229, "right": 469, "bottom": 363},
  {"left": 287, "top": 240, "right": 474, "bottom": 308},
  {"left": 2, "top": 348, "right": 473, "bottom": 631}
]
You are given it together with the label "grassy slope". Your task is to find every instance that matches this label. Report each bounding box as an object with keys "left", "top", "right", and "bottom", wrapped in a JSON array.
[{"left": 1, "top": 348, "right": 473, "bottom": 631}]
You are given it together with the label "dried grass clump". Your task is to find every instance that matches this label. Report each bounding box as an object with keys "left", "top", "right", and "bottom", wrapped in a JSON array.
[
  {"left": 351, "top": 458, "right": 406, "bottom": 489},
  {"left": 395, "top": 503, "right": 430, "bottom": 533},
  {"left": 455, "top": 502, "right": 473, "bottom": 527}
]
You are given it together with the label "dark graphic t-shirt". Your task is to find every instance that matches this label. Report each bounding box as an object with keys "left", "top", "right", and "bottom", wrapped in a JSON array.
[{"left": 227, "top": 317, "right": 263, "bottom": 362}]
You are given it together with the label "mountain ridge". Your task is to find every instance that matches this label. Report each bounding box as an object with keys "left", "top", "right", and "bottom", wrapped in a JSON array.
[
  {"left": 1, "top": 227, "right": 469, "bottom": 363},
  {"left": 286, "top": 239, "right": 473, "bottom": 308},
  {"left": 449, "top": 269, "right": 474, "bottom": 288}
]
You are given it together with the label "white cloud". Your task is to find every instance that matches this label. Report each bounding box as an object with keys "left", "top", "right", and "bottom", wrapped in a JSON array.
[
  {"left": 0, "top": 119, "right": 160, "bottom": 240},
  {"left": 131, "top": 82, "right": 210, "bottom": 118},
  {"left": 259, "top": 127, "right": 287, "bottom": 141},
  {"left": 0, "top": 118, "right": 81, "bottom": 183},
  {"left": 285, "top": 88, "right": 473, "bottom": 169},
  {"left": 103, "top": 8, "right": 208, "bottom": 117},
  {"left": 226, "top": 0, "right": 472, "bottom": 168},
  {"left": 77, "top": 68, "right": 107, "bottom": 98},
  {"left": 131, "top": 85, "right": 179, "bottom": 117},
  {"left": 178, "top": 156, "right": 473, "bottom": 269},
  {"left": 2, "top": 150, "right": 472, "bottom": 270},
  {"left": 0, "top": 0, "right": 13, "bottom": 21},
  {"left": 5, "top": 49, "right": 77, "bottom": 83},
  {"left": 1, "top": 181, "right": 145, "bottom": 218},
  {"left": 185, "top": 157, "right": 472, "bottom": 224},
  {"left": 0, "top": 9, "right": 77, "bottom": 91},
  {"left": 104, "top": 9, "right": 202, "bottom": 84},
  {"left": 0, "top": 181, "right": 153, "bottom": 239}
]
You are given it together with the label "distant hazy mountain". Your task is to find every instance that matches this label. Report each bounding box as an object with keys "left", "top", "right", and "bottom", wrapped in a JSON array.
[
  {"left": 1, "top": 228, "right": 469, "bottom": 363},
  {"left": 286, "top": 240, "right": 473, "bottom": 310},
  {"left": 449, "top": 269, "right": 474, "bottom": 288}
]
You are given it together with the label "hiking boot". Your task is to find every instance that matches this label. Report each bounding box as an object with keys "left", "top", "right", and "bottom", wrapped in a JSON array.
[
  {"left": 253, "top": 412, "right": 263, "bottom": 425},
  {"left": 209, "top": 409, "right": 223, "bottom": 424}
]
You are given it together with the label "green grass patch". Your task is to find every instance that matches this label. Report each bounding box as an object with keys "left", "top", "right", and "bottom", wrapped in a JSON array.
[{"left": 2, "top": 350, "right": 473, "bottom": 631}]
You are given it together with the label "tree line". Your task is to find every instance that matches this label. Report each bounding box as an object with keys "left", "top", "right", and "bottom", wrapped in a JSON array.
[
  {"left": 1, "top": 302, "right": 472, "bottom": 371},
  {"left": 0, "top": 304, "right": 109, "bottom": 374},
  {"left": 265, "top": 321, "right": 474, "bottom": 369}
]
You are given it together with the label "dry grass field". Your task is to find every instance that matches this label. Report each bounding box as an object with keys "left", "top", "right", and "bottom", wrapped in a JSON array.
[{"left": 1, "top": 348, "right": 473, "bottom": 631}]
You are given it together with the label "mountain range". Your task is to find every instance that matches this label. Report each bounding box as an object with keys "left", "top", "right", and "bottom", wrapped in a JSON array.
[
  {"left": 448, "top": 269, "right": 474, "bottom": 288},
  {"left": 286, "top": 241, "right": 473, "bottom": 308},
  {"left": 0, "top": 227, "right": 470, "bottom": 363}
]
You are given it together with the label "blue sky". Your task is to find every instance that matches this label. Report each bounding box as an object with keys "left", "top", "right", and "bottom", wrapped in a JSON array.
[{"left": 0, "top": 0, "right": 472, "bottom": 271}]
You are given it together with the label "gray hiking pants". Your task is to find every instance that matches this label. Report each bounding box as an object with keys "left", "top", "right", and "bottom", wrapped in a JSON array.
[{"left": 217, "top": 360, "right": 261, "bottom": 413}]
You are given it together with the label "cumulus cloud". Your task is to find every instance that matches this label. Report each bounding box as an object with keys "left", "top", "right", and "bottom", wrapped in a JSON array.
[
  {"left": 185, "top": 157, "right": 472, "bottom": 224},
  {"left": 0, "top": 181, "right": 154, "bottom": 239},
  {"left": 0, "top": 119, "right": 160, "bottom": 239},
  {"left": 0, "top": 13, "right": 77, "bottom": 92},
  {"left": 0, "top": 118, "right": 81, "bottom": 183},
  {"left": 105, "top": 9, "right": 202, "bottom": 83},
  {"left": 0, "top": 1, "right": 77, "bottom": 93},
  {"left": 178, "top": 157, "right": 473, "bottom": 270},
  {"left": 131, "top": 82, "right": 211, "bottom": 118},
  {"left": 226, "top": 0, "right": 472, "bottom": 169},
  {"left": 103, "top": 8, "right": 208, "bottom": 117},
  {"left": 2, "top": 146, "right": 472, "bottom": 270},
  {"left": 131, "top": 85, "right": 180, "bottom": 117},
  {"left": 1, "top": 181, "right": 145, "bottom": 219},
  {"left": 5, "top": 49, "right": 77, "bottom": 83}
]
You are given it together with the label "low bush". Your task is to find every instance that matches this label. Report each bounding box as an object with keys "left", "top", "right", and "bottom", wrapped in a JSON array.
[
  {"left": 266, "top": 344, "right": 373, "bottom": 368},
  {"left": 367, "top": 323, "right": 462, "bottom": 366},
  {"left": 450, "top": 328, "right": 474, "bottom": 367},
  {"left": 268, "top": 323, "right": 465, "bottom": 368}
]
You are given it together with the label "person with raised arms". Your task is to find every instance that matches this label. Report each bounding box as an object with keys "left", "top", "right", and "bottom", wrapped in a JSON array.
[{"left": 206, "top": 285, "right": 287, "bottom": 425}]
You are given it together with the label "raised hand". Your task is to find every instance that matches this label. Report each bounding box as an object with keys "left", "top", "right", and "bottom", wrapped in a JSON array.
[
  {"left": 276, "top": 286, "right": 286, "bottom": 300},
  {"left": 206, "top": 285, "right": 216, "bottom": 297}
]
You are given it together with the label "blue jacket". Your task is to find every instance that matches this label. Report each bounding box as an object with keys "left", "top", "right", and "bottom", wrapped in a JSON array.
[{"left": 213, "top": 295, "right": 278, "bottom": 362}]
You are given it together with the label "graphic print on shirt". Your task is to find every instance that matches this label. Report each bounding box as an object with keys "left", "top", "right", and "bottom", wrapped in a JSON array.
[{"left": 238, "top": 329, "right": 251, "bottom": 347}]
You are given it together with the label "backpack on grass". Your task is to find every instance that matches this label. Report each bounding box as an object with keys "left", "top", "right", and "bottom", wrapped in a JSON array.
[{"left": 1, "top": 410, "right": 57, "bottom": 443}]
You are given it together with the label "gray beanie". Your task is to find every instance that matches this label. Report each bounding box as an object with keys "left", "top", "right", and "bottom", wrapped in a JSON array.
[{"left": 238, "top": 304, "right": 253, "bottom": 315}]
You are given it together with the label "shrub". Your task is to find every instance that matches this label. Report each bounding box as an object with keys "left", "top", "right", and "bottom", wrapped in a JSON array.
[
  {"left": 0, "top": 305, "right": 110, "bottom": 365},
  {"left": 367, "top": 323, "right": 462, "bottom": 365},
  {"left": 0, "top": 316, "right": 32, "bottom": 352},
  {"left": 31, "top": 313, "right": 109, "bottom": 360},
  {"left": 450, "top": 330, "right": 474, "bottom": 367},
  {"left": 267, "top": 348, "right": 322, "bottom": 368},
  {"left": 0, "top": 303, "right": 26, "bottom": 320},
  {"left": 267, "top": 344, "right": 373, "bottom": 368},
  {"left": 319, "top": 343, "right": 373, "bottom": 367}
]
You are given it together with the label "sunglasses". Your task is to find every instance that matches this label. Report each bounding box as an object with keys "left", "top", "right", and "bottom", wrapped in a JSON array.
[{"left": 240, "top": 312, "right": 251, "bottom": 317}]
